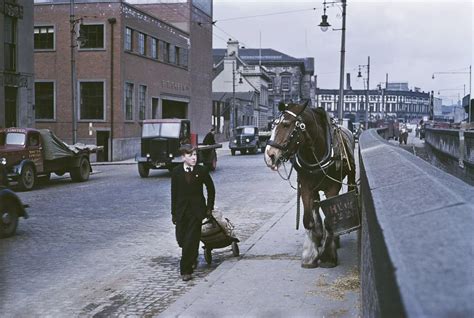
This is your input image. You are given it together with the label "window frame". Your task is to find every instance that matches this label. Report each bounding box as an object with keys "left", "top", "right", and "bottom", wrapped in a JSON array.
[
  {"left": 78, "top": 23, "right": 106, "bottom": 50},
  {"left": 124, "top": 82, "right": 134, "bottom": 121},
  {"left": 151, "top": 37, "right": 158, "bottom": 59},
  {"left": 281, "top": 77, "right": 291, "bottom": 91},
  {"left": 138, "top": 84, "right": 147, "bottom": 121},
  {"left": 78, "top": 80, "right": 106, "bottom": 121},
  {"left": 34, "top": 25, "right": 55, "bottom": 51},
  {"left": 125, "top": 27, "right": 133, "bottom": 51},
  {"left": 34, "top": 80, "right": 56, "bottom": 121},
  {"left": 138, "top": 32, "right": 146, "bottom": 55}
]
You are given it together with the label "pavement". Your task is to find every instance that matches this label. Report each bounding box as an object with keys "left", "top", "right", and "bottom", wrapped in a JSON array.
[{"left": 159, "top": 196, "right": 360, "bottom": 317}]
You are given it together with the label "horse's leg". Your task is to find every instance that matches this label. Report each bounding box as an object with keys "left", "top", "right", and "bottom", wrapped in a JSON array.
[
  {"left": 320, "top": 184, "right": 341, "bottom": 268},
  {"left": 300, "top": 178, "right": 321, "bottom": 268}
]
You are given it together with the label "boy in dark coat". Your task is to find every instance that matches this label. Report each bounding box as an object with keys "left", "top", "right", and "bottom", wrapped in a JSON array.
[{"left": 171, "top": 144, "right": 215, "bottom": 281}]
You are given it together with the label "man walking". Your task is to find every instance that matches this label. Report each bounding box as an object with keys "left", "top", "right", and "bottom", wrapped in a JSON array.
[{"left": 171, "top": 144, "right": 215, "bottom": 281}]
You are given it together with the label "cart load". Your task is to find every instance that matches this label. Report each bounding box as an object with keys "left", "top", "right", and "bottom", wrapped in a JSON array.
[{"left": 201, "top": 210, "right": 240, "bottom": 264}]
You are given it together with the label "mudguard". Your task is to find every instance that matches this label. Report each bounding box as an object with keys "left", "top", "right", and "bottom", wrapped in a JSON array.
[
  {"left": 0, "top": 188, "right": 29, "bottom": 219},
  {"left": 12, "top": 159, "right": 36, "bottom": 177}
]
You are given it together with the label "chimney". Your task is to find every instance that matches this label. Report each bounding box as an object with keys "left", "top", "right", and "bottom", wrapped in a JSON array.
[
  {"left": 227, "top": 38, "right": 239, "bottom": 57},
  {"left": 346, "top": 73, "right": 351, "bottom": 90}
]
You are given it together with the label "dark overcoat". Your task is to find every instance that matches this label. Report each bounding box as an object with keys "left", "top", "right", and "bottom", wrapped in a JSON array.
[{"left": 171, "top": 164, "right": 215, "bottom": 223}]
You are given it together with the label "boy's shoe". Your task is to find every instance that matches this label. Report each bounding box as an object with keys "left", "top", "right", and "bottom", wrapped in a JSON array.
[{"left": 182, "top": 274, "right": 192, "bottom": 281}]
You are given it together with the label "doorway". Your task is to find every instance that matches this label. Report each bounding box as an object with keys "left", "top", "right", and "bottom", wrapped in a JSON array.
[
  {"left": 96, "top": 131, "right": 109, "bottom": 162},
  {"left": 5, "top": 87, "right": 17, "bottom": 127},
  {"left": 162, "top": 100, "right": 187, "bottom": 119}
]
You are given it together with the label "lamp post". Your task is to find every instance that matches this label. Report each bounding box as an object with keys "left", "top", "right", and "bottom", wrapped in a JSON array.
[
  {"left": 230, "top": 61, "right": 243, "bottom": 138},
  {"left": 357, "top": 56, "right": 370, "bottom": 129},
  {"left": 319, "top": 0, "right": 346, "bottom": 124},
  {"left": 69, "top": 0, "right": 87, "bottom": 144},
  {"left": 432, "top": 65, "right": 472, "bottom": 123}
]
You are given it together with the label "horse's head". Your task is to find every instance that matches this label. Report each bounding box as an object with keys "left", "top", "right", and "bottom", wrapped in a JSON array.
[{"left": 265, "top": 100, "right": 310, "bottom": 170}]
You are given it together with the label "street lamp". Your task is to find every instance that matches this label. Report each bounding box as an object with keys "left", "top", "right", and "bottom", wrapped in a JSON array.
[
  {"left": 432, "top": 65, "right": 472, "bottom": 123},
  {"left": 70, "top": 0, "right": 88, "bottom": 144},
  {"left": 231, "top": 61, "right": 243, "bottom": 138},
  {"left": 318, "top": 0, "right": 346, "bottom": 124},
  {"left": 357, "top": 56, "right": 370, "bottom": 129}
]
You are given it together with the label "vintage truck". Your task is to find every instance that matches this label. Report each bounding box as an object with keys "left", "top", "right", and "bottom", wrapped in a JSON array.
[
  {"left": 0, "top": 128, "right": 101, "bottom": 191},
  {"left": 135, "top": 119, "right": 222, "bottom": 177},
  {"left": 229, "top": 126, "right": 271, "bottom": 155}
]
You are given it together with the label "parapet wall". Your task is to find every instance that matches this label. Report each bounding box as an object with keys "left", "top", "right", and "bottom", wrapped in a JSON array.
[
  {"left": 358, "top": 129, "right": 474, "bottom": 317},
  {"left": 424, "top": 127, "right": 474, "bottom": 185}
]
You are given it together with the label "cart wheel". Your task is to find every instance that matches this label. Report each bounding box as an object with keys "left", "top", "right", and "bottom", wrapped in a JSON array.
[
  {"left": 232, "top": 241, "right": 240, "bottom": 257},
  {"left": 204, "top": 248, "right": 212, "bottom": 265}
]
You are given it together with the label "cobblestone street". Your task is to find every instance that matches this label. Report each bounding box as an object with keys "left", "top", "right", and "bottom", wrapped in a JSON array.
[{"left": 0, "top": 150, "right": 295, "bottom": 317}]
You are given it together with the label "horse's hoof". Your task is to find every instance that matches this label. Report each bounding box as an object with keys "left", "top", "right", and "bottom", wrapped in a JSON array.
[
  {"left": 319, "top": 261, "right": 337, "bottom": 268},
  {"left": 301, "top": 262, "right": 318, "bottom": 269}
]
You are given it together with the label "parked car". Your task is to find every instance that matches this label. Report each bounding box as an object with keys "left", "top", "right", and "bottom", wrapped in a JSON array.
[
  {"left": 229, "top": 126, "right": 270, "bottom": 155},
  {"left": 0, "top": 157, "right": 28, "bottom": 238},
  {"left": 0, "top": 128, "right": 100, "bottom": 191},
  {"left": 135, "top": 119, "right": 222, "bottom": 177}
]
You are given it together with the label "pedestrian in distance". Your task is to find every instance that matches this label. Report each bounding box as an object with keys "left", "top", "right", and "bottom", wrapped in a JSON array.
[
  {"left": 171, "top": 144, "right": 215, "bottom": 281},
  {"left": 202, "top": 127, "right": 216, "bottom": 145}
]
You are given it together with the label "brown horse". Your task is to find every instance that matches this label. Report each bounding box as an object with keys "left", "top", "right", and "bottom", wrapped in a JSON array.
[{"left": 264, "top": 101, "right": 356, "bottom": 268}]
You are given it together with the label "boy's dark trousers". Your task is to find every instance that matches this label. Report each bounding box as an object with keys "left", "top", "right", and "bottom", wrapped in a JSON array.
[{"left": 176, "top": 209, "right": 201, "bottom": 275}]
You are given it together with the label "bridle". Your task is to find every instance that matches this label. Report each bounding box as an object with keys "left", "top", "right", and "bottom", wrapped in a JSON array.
[{"left": 266, "top": 107, "right": 307, "bottom": 163}]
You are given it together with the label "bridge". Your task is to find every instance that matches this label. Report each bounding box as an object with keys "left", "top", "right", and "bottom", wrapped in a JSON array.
[{"left": 358, "top": 127, "right": 473, "bottom": 316}]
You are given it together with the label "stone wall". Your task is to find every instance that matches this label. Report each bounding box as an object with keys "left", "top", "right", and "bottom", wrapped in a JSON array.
[
  {"left": 358, "top": 128, "right": 474, "bottom": 317},
  {"left": 424, "top": 127, "right": 474, "bottom": 185}
]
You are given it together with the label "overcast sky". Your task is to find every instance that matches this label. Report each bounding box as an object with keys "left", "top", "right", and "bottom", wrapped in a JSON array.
[{"left": 213, "top": 0, "right": 472, "bottom": 104}]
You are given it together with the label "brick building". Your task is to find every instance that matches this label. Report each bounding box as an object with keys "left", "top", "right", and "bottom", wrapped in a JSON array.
[
  {"left": 1, "top": 0, "right": 35, "bottom": 128},
  {"left": 34, "top": 0, "right": 213, "bottom": 161}
]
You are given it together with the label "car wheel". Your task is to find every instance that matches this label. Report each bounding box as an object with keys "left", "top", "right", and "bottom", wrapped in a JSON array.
[
  {"left": 231, "top": 149, "right": 236, "bottom": 156},
  {"left": 19, "top": 164, "right": 36, "bottom": 191},
  {"left": 138, "top": 163, "right": 150, "bottom": 178},
  {"left": 71, "top": 157, "right": 90, "bottom": 182},
  {"left": 0, "top": 197, "right": 19, "bottom": 238}
]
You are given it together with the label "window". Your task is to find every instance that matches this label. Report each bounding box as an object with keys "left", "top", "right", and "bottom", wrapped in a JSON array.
[
  {"left": 268, "top": 78, "right": 274, "bottom": 90},
  {"left": 175, "top": 46, "right": 180, "bottom": 65},
  {"left": 125, "top": 27, "right": 132, "bottom": 51},
  {"left": 281, "top": 77, "right": 290, "bottom": 91},
  {"left": 80, "top": 82, "right": 104, "bottom": 120},
  {"left": 125, "top": 83, "right": 134, "bottom": 120},
  {"left": 151, "top": 38, "right": 157, "bottom": 59},
  {"left": 139, "top": 85, "right": 147, "bottom": 120},
  {"left": 164, "top": 42, "right": 170, "bottom": 62},
  {"left": 34, "top": 26, "right": 54, "bottom": 50},
  {"left": 179, "top": 48, "right": 188, "bottom": 67},
  {"left": 138, "top": 32, "right": 146, "bottom": 55},
  {"left": 79, "top": 24, "right": 104, "bottom": 49},
  {"left": 35, "top": 82, "right": 55, "bottom": 120},
  {"left": 158, "top": 40, "right": 165, "bottom": 61},
  {"left": 169, "top": 45, "right": 176, "bottom": 64},
  {"left": 4, "top": 16, "right": 16, "bottom": 71}
]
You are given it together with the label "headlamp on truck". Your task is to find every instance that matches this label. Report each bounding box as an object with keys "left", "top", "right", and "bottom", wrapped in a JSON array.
[
  {"left": 245, "top": 138, "right": 250, "bottom": 143},
  {"left": 0, "top": 158, "right": 6, "bottom": 165}
]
